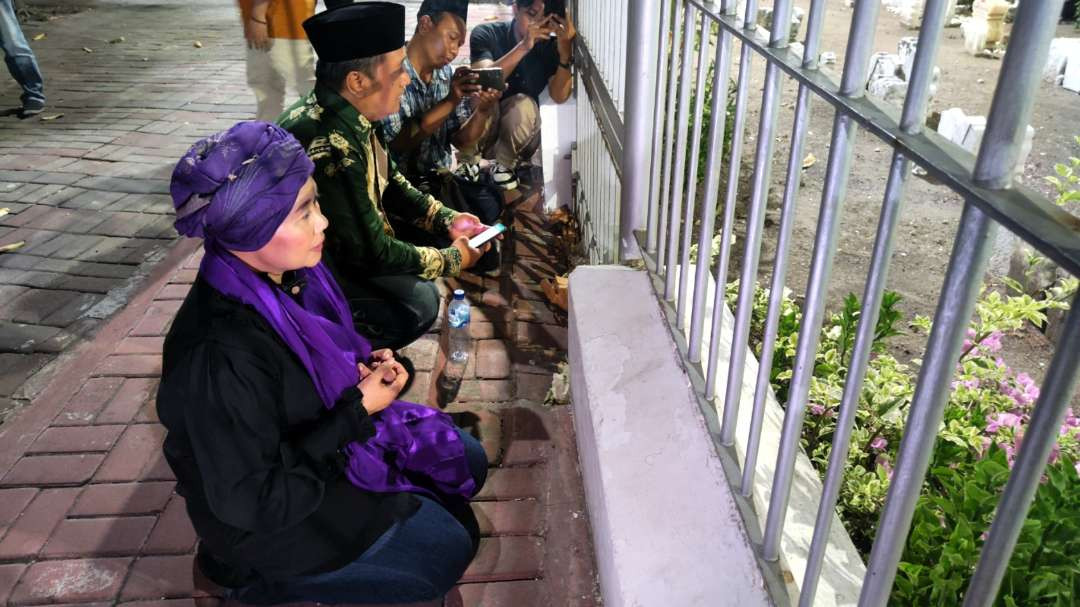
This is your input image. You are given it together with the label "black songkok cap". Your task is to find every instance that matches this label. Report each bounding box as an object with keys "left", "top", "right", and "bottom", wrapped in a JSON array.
[
  {"left": 418, "top": 0, "right": 468, "bottom": 22},
  {"left": 303, "top": 2, "right": 406, "bottom": 63}
]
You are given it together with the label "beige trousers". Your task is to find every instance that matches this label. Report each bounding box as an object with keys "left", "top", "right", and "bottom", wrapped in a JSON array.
[
  {"left": 246, "top": 38, "right": 315, "bottom": 122},
  {"left": 460, "top": 93, "right": 542, "bottom": 167}
]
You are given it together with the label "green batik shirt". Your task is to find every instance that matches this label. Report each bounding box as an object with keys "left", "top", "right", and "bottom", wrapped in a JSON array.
[{"left": 278, "top": 85, "right": 462, "bottom": 288}]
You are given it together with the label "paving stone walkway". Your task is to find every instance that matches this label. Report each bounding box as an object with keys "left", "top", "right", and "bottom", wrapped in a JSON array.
[
  {"left": 0, "top": 174, "right": 598, "bottom": 606},
  {"left": 0, "top": 3, "right": 599, "bottom": 603},
  {"left": 0, "top": 0, "right": 509, "bottom": 423},
  {"left": 0, "top": 0, "right": 255, "bottom": 421}
]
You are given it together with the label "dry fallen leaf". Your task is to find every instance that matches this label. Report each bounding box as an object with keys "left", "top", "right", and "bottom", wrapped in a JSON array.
[
  {"left": 0, "top": 208, "right": 9, "bottom": 218},
  {"left": 39, "top": 114, "right": 64, "bottom": 121},
  {"left": 541, "top": 275, "right": 569, "bottom": 312},
  {"left": 193, "top": 40, "right": 203, "bottom": 48},
  {"left": 32, "top": 33, "right": 45, "bottom": 41},
  {"left": 802, "top": 153, "right": 817, "bottom": 169},
  {"left": 109, "top": 36, "right": 125, "bottom": 44},
  {"left": 82, "top": 46, "right": 93, "bottom": 53},
  {"left": 0, "top": 241, "right": 26, "bottom": 254}
]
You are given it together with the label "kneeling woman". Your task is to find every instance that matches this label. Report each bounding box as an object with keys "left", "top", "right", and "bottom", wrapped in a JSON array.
[{"left": 157, "top": 122, "right": 487, "bottom": 605}]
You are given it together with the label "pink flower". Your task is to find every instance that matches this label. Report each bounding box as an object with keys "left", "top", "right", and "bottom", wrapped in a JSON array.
[
  {"left": 962, "top": 379, "right": 980, "bottom": 390},
  {"left": 986, "top": 412, "right": 1023, "bottom": 433},
  {"left": 962, "top": 339, "right": 973, "bottom": 350},
  {"left": 966, "top": 328, "right": 977, "bottom": 338},
  {"left": 1002, "top": 443, "right": 1017, "bottom": 469},
  {"left": 876, "top": 456, "right": 894, "bottom": 480},
  {"left": 979, "top": 331, "right": 1003, "bottom": 353},
  {"left": 870, "top": 436, "right": 888, "bottom": 452},
  {"left": 1075, "top": 461, "right": 1080, "bottom": 479},
  {"left": 810, "top": 403, "right": 825, "bottom": 416}
]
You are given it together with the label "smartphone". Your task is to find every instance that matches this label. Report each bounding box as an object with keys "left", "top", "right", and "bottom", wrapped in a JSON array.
[
  {"left": 471, "top": 67, "right": 505, "bottom": 91},
  {"left": 468, "top": 223, "right": 507, "bottom": 249},
  {"left": 544, "top": 0, "right": 566, "bottom": 17}
]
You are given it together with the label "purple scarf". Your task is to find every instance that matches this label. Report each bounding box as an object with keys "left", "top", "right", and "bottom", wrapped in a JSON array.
[{"left": 172, "top": 122, "right": 475, "bottom": 500}]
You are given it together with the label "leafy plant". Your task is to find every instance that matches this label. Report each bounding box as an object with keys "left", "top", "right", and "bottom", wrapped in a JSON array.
[
  {"left": 894, "top": 449, "right": 1080, "bottom": 606},
  {"left": 1044, "top": 136, "right": 1080, "bottom": 208},
  {"left": 729, "top": 278, "right": 1078, "bottom": 603}
]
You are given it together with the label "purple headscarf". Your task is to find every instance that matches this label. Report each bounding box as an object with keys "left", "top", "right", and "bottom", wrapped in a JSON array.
[
  {"left": 170, "top": 121, "right": 475, "bottom": 501},
  {"left": 172, "top": 121, "right": 312, "bottom": 251}
]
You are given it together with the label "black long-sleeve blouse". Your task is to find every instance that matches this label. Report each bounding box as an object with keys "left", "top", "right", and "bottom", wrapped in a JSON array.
[{"left": 156, "top": 276, "right": 418, "bottom": 584}]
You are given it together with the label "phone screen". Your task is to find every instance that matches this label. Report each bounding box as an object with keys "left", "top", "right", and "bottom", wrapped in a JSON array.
[
  {"left": 468, "top": 223, "right": 507, "bottom": 249},
  {"left": 472, "top": 68, "right": 505, "bottom": 91}
]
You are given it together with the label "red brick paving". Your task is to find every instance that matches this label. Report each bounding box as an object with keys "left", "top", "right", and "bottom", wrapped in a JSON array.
[{"left": 0, "top": 8, "right": 597, "bottom": 607}]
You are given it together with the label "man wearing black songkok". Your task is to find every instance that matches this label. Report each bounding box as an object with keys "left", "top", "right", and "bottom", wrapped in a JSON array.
[{"left": 280, "top": 2, "right": 491, "bottom": 351}]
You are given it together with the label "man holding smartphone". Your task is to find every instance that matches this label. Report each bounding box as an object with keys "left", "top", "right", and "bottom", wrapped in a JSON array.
[
  {"left": 376, "top": 0, "right": 505, "bottom": 273},
  {"left": 377, "top": 0, "right": 500, "bottom": 179},
  {"left": 279, "top": 3, "right": 493, "bottom": 351},
  {"left": 461, "top": 0, "right": 575, "bottom": 173}
]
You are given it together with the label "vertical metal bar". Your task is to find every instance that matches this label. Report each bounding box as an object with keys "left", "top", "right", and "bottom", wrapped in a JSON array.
[
  {"left": 619, "top": 0, "right": 660, "bottom": 261},
  {"left": 858, "top": 203, "right": 998, "bottom": 605},
  {"left": 973, "top": 1, "right": 1065, "bottom": 189},
  {"left": 798, "top": 2, "right": 952, "bottom": 602},
  {"left": 718, "top": 0, "right": 793, "bottom": 446},
  {"left": 740, "top": 85, "right": 811, "bottom": 494},
  {"left": 862, "top": 3, "right": 1065, "bottom": 602},
  {"left": 663, "top": 2, "right": 698, "bottom": 300},
  {"left": 762, "top": 0, "right": 882, "bottom": 561},
  {"left": 702, "top": 0, "right": 760, "bottom": 397},
  {"left": 702, "top": 40, "right": 751, "bottom": 401},
  {"left": 740, "top": 0, "right": 829, "bottom": 496},
  {"left": 646, "top": 0, "right": 673, "bottom": 254},
  {"left": 675, "top": 17, "right": 714, "bottom": 327},
  {"left": 657, "top": 1, "right": 686, "bottom": 273},
  {"left": 721, "top": 9, "right": 790, "bottom": 444},
  {"left": 617, "top": 1, "right": 627, "bottom": 114},
  {"left": 687, "top": 17, "right": 734, "bottom": 363},
  {"left": 962, "top": 292, "right": 1080, "bottom": 607}
]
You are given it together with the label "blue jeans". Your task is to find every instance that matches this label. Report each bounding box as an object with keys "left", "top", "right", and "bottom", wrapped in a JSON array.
[
  {"left": 229, "top": 428, "right": 489, "bottom": 605},
  {"left": 0, "top": 0, "right": 44, "bottom": 104}
]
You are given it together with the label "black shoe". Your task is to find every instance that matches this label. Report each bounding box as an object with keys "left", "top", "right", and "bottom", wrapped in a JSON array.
[{"left": 20, "top": 99, "right": 44, "bottom": 118}]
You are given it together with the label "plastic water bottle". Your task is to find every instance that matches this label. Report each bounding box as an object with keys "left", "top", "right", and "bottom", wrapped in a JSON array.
[{"left": 439, "top": 290, "right": 470, "bottom": 401}]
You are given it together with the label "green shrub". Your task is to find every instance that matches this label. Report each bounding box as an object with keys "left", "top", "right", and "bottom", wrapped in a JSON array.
[{"left": 726, "top": 279, "right": 1079, "bottom": 604}]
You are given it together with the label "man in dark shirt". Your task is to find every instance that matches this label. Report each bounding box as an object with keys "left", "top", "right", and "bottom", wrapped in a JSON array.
[{"left": 462, "top": 0, "right": 575, "bottom": 172}]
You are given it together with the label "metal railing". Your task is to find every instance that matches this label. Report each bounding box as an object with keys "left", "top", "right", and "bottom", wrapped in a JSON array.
[{"left": 572, "top": 0, "right": 1080, "bottom": 604}]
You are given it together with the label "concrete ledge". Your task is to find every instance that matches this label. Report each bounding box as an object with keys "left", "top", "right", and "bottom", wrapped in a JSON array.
[
  {"left": 676, "top": 269, "right": 865, "bottom": 606},
  {"left": 568, "top": 265, "right": 772, "bottom": 607}
]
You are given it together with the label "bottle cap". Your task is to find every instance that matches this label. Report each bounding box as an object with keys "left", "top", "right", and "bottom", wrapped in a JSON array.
[{"left": 453, "top": 289, "right": 465, "bottom": 300}]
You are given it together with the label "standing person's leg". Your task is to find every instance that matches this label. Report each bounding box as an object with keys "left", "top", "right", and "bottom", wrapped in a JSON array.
[
  {"left": 271, "top": 37, "right": 315, "bottom": 110},
  {"left": 0, "top": 0, "right": 44, "bottom": 112},
  {"left": 491, "top": 93, "right": 542, "bottom": 168},
  {"left": 347, "top": 274, "right": 441, "bottom": 352},
  {"left": 228, "top": 496, "right": 476, "bottom": 605},
  {"left": 246, "top": 44, "right": 286, "bottom": 122}
]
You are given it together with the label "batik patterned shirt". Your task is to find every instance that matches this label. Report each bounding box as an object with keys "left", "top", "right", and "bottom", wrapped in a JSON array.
[
  {"left": 278, "top": 85, "right": 462, "bottom": 288},
  {"left": 376, "top": 57, "right": 473, "bottom": 176}
]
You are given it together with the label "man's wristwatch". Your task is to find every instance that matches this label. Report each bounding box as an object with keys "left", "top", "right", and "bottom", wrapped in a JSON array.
[{"left": 558, "top": 58, "right": 573, "bottom": 71}]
